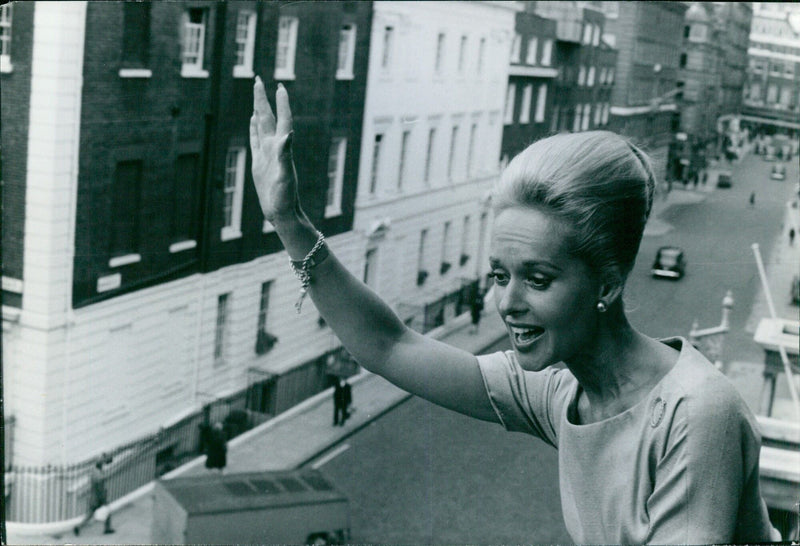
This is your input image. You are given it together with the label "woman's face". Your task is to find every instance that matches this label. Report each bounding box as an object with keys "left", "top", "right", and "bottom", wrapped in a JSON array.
[{"left": 489, "top": 206, "right": 602, "bottom": 371}]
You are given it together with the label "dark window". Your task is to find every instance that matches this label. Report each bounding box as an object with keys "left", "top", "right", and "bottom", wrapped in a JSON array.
[
  {"left": 122, "top": 2, "right": 150, "bottom": 67},
  {"left": 111, "top": 160, "right": 142, "bottom": 256},
  {"left": 173, "top": 153, "right": 200, "bottom": 242},
  {"left": 683, "top": 25, "right": 690, "bottom": 38},
  {"left": 679, "top": 53, "right": 687, "bottom": 68}
]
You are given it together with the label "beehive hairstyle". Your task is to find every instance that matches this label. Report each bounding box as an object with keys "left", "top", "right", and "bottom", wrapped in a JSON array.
[{"left": 492, "top": 131, "right": 656, "bottom": 284}]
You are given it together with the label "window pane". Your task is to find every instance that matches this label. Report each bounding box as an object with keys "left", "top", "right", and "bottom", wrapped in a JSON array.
[
  {"left": 381, "top": 26, "right": 393, "bottom": 69},
  {"left": 111, "top": 160, "right": 142, "bottom": 255},
  {"left": 369, "top": 134, "right": 382, "bottom": 193},
  {"left": 122, "top": 2, "right": 150, "bottom": 66}
]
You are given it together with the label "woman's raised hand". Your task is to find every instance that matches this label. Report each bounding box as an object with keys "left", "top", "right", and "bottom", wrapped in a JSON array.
[{"left": 250, "top": 77, "right": 299, "bottom": 224}]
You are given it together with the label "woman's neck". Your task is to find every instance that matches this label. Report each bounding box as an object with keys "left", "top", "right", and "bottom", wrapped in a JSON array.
[{"left": 564, "top": 311, "right": 678, "bottom": 421}]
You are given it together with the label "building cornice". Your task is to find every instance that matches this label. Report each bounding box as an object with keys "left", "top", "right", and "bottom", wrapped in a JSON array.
[
  {"left": 610, "top": 103, "right": 678, "bottom": 116},
  {"left": 508, "top": 65, "right": 559, "bottom": 78},
  {"left": 748, "top": 46, "right": 800, "bottom": 63}
]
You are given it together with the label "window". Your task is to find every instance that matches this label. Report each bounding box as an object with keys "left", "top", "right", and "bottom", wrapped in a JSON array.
[
  {"left": 363, "top": 248, "right": 378, "bottom": 287},
  {"left": 541, "top": 39, "right": 552, "bottom": 66},
  {"left": 535, "top": 84, "right": 547, "bottom": 122},
  {"left": 460, "top": 216, "right": 471, "bottom": 266},
  {"left": 602, "top": 103, "right": 610, "bottom": 125},
  {"left": 607, "top": 68, "right": 614, "bottom": 84},
  {"left": 578, "top": 65, "right": 586, "bottom": 86},
  {"left": 255, "top": 281, "right": 277, "bottom": 354},
  {"left": 599, "top": 67, "right": 607, "bottom": 84},
  {"left": 233, "top": 10, "right": 257, "bottom": 78},
  {"left": 369, "top": 134, "right": 383, "bottom": 194},
  {"left": 582, "top": 104, "right": 591, "bottom": 131},
  {"left": 573, "top": 106, "right": 582, "bottom": 132},
  {"left": 679, "top": 53, "right": 687, "bottom": 68},
  {"left": 582, "top": 23, "right": 592, "bottom": 44},
  {"left": 780, "top": 86, "right": 792, "bottom": 106},
  {"left": 275, "top": 16, "right": 298, "bottom": 80},
  {"left": 417, "top": 229, "right": 428, "bottom": 285},
  {"left": 174, "top": 153, "right": 200, "bottom": 244},
  {"left": 181, "top": 8, "right": 207, "bottom": 77},
  {"left": 767, "top": 84, "right": 778, "bottom": 103},
  {"left": 435, "top": 32, "right": 446, "bottom": 74},
  {"left": 467, "top": 123, "right": 477, "bottom": 176},
  {"left": 122, "top": 2, "right": 150, "bottom": 70},
  {"left": 458, "top": 35, "right": 467, "bottom": 73},
  {"left": 447, "top": 125, "right": 459, "bottom": 180},
  {"left": 440, "top": 221, "right": 452, "bottom": 274},
  {"left": 587, "top": 66, "right": 595, "bottom": 86},
  {"left": 222, "top": 147, "right": 246, "bottom": 240},
  {"left": 504, "top": 84, "right": 516, "bottom": 124},
  {"left": 326, "top": 137, "right": 346, "bottom": 217},
  {"left": 0, "top": 4, "right": 11, "bottom": 72},
  {"left": 592, "top": 24, "right": 600, "bottom": 46},
  {"left": 477, "top": 37, "right": 485, "bottom": 74},
  {"left": 398, "top": 130, "right": 410, "bottom": 190},
  {"left": 424, "top": 128, "right": 435, "bottom": 183},
  {"left": 519, "top": 84, "right": 533, "bottom": 123},
  {"left": 526, "top": 37, "right": 538, "bottom": 65},
  {"left": 510, "top": 33, "right": 521, "bottom": 62},
  {"left": 688, "top": 23, "right": 707, "bottom": 42},
  {"left": 750, "top": 82, "right": 761, "bottom": 100},
  {"left": 111, "top": 160, "right": 142, "bottom": 257},
  {"left": 594, "top": 102, "right": 602, "bottom": 125},
  {"left": 214, "top": 293, "right": 230, "bottom": 364},
  {"left": 336, "top": 24, "right": 357, "bottom": 79},
  {"left": 550, "top": 104, "right": 560, "bottom": 132},
  {"left": 381, "top": 26, "right": 393, "bottom": 70}
]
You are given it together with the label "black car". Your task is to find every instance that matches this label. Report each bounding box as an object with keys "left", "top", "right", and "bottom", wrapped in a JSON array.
[
  {"left": 652, "top": 246, "right": 686, "bottom": 279},
  {"left": 717, "top": 171, "right": 732, "bottom": 188}
]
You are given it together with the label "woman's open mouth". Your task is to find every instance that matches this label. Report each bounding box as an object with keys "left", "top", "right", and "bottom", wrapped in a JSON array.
[{"left": 508, "top": 325, "right": 545, "bottom": 349}]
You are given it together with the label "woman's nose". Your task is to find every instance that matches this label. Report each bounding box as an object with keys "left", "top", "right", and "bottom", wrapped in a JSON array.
[{"left": 496, "top": 279, "right": 526, "bottom": 317}]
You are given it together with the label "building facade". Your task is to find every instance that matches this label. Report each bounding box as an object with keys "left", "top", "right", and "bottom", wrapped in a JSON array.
[
  {"left": 601, "top": 1, "right": 687, "bottom": 180},
  {"left": 742, "top": 2, "right": 800, "bottom": 137},
  {"left": 350, "top": 1, "right": 518, "bottom": 334},
  {"left": 2, "top": 1, "right": 372, "bottom": 471}
]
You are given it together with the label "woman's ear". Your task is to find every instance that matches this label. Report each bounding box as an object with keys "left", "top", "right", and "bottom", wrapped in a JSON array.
[{"left": 597, "top": 268, "right": 625, "bottom": 308}]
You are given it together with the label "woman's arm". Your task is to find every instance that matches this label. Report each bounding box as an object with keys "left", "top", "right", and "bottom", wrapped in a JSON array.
[{"left": 250, "top": 77, "right": 498, "bottom": 423}]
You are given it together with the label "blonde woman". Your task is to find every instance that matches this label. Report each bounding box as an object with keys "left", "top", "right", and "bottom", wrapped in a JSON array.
[{"left": 249, "top": 78, "right": 778, "bottom": 544}]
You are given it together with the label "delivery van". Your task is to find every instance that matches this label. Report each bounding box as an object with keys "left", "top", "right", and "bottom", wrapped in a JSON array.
[{"left": 152, "top": 469, "right": 350, "bottom": 544}]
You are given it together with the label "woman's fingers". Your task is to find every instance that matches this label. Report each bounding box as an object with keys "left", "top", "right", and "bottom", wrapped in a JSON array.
[
  {"left": 253, "top": 76, "right": 276, "bottom": 136},
  {"left": 275, "top": 84, "right": 293, "bottom": 137},
  {"left": 249, "top": 114, "right": 260, "bottom": 153}
]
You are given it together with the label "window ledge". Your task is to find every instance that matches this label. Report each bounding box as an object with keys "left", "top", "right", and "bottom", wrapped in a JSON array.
[
  {"left": 109, "top": 253, "right": 141, "bottom": 268},
  {"left": 221, "top": 227, "right": 242, "bottom": 241},
  {"left": 169, "top": 240, "right": 197, "bottom": 253},
  {"left": 262, "top": 220, "right": 276, "bottom": 234},
  {"left": 119, "top": 68, "right": 152, "bottom": 78},
  {"left": 335, "top": 71, "right": 355, "bottom": 81},
  {"left": 324, "top": 206, "right": 342, "bottom": 218},
  {"left": 233, "top": 66, "right": 255, "bottom": 79},
  {"left": 181, "top": 66, "right": 209, "bottom": 78},
  {"left": 274, "top": 69, "right": 295, "bottom": 81}
]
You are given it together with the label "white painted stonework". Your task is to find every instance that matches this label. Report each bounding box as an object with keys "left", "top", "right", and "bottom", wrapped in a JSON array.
[{"left": 352, "top": 1, "right": 518, "bottom": 312}]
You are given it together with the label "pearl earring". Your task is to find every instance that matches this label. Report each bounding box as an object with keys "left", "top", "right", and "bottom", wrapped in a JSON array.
[{"left": 596, "top": 301, "right": 607, "bottom": 313}]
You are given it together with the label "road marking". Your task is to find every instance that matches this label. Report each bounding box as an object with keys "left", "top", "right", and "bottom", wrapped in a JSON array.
[{"left": 311, "top": 443, "right": 350, "bottom": 469}]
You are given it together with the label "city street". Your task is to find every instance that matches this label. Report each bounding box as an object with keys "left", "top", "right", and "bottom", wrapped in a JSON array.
[{"left": 306, "top": 150, "right": 798, "bottom": 544}]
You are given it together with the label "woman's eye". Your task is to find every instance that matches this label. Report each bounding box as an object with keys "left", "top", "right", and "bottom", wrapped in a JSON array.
[
  {"left": 489, "top": 271, "right": 509, "bottom": 285},
  {"left": 526, "top": 275, "right": 551, "bottom": 289}
]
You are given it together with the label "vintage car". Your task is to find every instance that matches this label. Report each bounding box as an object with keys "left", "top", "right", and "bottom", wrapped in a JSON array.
[
  {"left": 717, "top": 171, "right": 733, "bottom": 188},
  {"left": 771, "top": 164, "right": 787, "bottom": 181},
  {"left": 651, "top": 246, "right": 686, "bottom": 279}
]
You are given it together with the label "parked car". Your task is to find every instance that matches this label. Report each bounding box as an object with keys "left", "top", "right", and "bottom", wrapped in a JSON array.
[
  {"left": 652, "top": 246, "right": 686, "bottom": 279},
  {"left": 717, "top": 171, "right": 732, "bottom": 188},
  {"left": 771, "top": 164, "right": 787, "bottom": 181}
]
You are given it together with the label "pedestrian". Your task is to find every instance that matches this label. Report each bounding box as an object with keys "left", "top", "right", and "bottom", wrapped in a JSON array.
[
  {"left": 701, "top": 170, "right": 708, "bottom": 185},
  {"left": 74, "top": 455, "right": 115, "bottom": 536},
  {"left": 790, "top": 228, "right": 795, "bottom": 246},
  {"left": 249, "top": 79, "right": 780, "bottom": 544},
  {"left": 342, "top": 380, "right": 353, "bottom": 422},
  {"left": 204, "top": 422, "right": 227, "bottom": 473},
  {"left": 469, "top": 291, "right": 484, "bottom": 334},
  {"left": 749, "top": 191, "right": 756, "bottom": 208},
  {"left": 333, "top": 379, "right": 348, "bottom": 426}
]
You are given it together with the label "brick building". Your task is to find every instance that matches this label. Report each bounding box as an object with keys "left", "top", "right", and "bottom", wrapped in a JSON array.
[
  {"left": 2, "top": 1, "right": 372, "bottom": 470},
  {"left": 742, "top": 2, "right": 800, "bottom": 138},
  {"left": 601, "top": 1, "right": 687, "bottom": 180}
]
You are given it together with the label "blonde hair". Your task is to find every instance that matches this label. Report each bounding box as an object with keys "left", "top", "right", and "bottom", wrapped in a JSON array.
[{"left": 492, "top": 131, "right": 656, "bottom": 283}]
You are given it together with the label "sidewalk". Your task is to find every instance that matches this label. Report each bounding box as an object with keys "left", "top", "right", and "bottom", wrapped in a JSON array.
[{"left": 7, "top": 308, "right": 508, "bottom": 545}]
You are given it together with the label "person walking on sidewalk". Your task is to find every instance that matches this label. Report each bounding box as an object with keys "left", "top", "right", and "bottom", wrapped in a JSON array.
[
  {"left": 343, "top": 380, "right": 353, "bottom": 422},
  {"left": 469, "top": 291, "right": 484, "bottom": 334},
  {"left": 249, "top": 78, "right": 780, "bottom": 544},
  {"left": 749, "top": 191, "right": 756, "bottom": 208},
  {"left": 789, "top": 227, "right": 795, "bottom": 246},
  {"left": 333, "top": 379, "right": 348, "bottom": 426},
  {"left": 74, "top": 456, "right": 114, "bottom": 536},
  {"left": 204, "top": 422, "right": 227, "bottom": 473}
]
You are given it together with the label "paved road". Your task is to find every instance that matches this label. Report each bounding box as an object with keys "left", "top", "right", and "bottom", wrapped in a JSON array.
[{"left": 305, "top": 151, "right": 797, "bottom": 544}]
